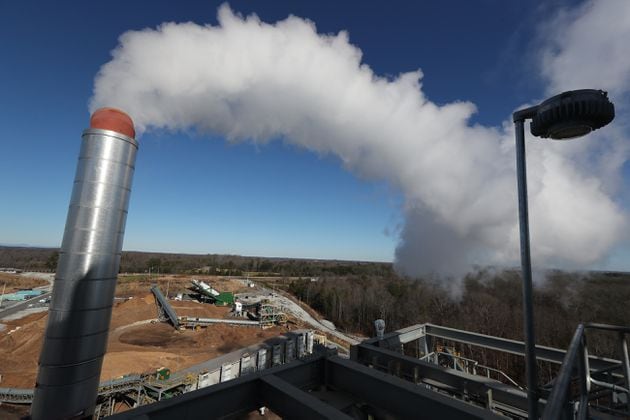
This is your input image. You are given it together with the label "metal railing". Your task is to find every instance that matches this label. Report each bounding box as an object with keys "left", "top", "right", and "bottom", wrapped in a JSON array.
[
  {"left": 426, "top": 351, "right": 524, "bottom": 390},
  {"left": 543, "top": 323, "right": 630, "bottom": 420}
]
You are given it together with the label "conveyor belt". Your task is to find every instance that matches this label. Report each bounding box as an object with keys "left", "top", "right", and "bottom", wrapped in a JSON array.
[{"left": 150, "top": 285, "right": 179, "bottom": 329}]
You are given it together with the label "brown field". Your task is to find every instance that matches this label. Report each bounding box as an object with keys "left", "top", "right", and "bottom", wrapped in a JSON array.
[
  {"left": 0, "top": 273, "right": 48, "bottom": 293},
  {"left": 115, "top": 274, "right": 244, "bottom": 297},
  {"left": 0, "top": 277, "right": 289, "bottom": 388}
]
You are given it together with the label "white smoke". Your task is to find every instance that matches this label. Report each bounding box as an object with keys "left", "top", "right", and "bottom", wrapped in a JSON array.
[
  {"left": 531, "top": 0, "right": 630, "bottom": 267},
  {"left": 91, "top": 2, "right": 629, "bottom": 279}
]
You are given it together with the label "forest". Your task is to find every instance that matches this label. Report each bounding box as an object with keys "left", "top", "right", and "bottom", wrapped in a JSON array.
[
  {"left": 288, "top": 269, "right": 630, "bottom": 386},
  {"left": 0, "top": 246, "right": 391, "bottom": 277}
]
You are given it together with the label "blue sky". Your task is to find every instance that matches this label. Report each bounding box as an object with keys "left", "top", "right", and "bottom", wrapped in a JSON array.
[{"left": 2, "top": 0, "right": 628, "bottom": 269}]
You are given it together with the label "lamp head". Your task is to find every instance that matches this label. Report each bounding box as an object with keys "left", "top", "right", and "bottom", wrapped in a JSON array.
[{"left": 530, "top": 89, "right": 615, "bottom": 140}]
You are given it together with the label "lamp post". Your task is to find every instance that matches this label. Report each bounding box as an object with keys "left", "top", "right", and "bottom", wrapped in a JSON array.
[{"left": 512, "top": 89, "right": 615, "bottom": 419}]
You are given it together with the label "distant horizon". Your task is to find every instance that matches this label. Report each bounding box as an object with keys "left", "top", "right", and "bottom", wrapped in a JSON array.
[
  {"left": 3, "top": 244, "right": 630, "bottom": 276},
  {"left": 0, "top": 243, "right": 392, "bottom": 264}
]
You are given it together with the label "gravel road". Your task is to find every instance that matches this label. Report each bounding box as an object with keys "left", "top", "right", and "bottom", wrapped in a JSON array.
[{"left": 237, "top": 279, "right": 359, "bottom": 345}]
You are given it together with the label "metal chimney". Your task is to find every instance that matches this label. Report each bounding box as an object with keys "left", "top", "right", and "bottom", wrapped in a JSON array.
[
  {"left": 31, "top": 108, "right": 138, "bottom": 419},
  {"left": 374, "top": 319, "right": 385, "bottom": 340}
]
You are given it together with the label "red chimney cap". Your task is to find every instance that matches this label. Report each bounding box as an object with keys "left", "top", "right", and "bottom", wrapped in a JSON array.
[{"left": 90, "top": 108, "right": 135, "bottom": 139}]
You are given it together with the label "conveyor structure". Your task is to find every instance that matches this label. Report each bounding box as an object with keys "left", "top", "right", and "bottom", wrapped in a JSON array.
[
  {"left": 179, "top": 317, "right": 260, "bottom": 328},
  {"left": 103, "top": 322, "right": 630, "bottom": 419},
  {"left": 5, "top": 322, "right": 630, "bottom": 418},
  {"left": 188, "top": 279, "right": 234, "bottom": 306},
  {"left": 150, "top": 285, "right": 180, "bottom": 329}
]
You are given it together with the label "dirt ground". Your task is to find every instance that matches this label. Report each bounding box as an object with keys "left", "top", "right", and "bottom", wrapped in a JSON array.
[
  {"left": 0, "top": 272, "right": 48, "bottom": 293},
  {"left": 115, "top": 274, "right": 245, "bottom": 298},
  {"left": 0, "top": 277, "right": 288, "bottom": 388}
]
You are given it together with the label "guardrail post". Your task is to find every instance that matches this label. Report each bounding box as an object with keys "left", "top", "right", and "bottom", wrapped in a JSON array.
[
  {"left": 582, "top": 334, "right": 591, "bottom": 394},
  {"left": 577, "top": 334, "right": 589, "bottom": 420},
  {"left": 619, "top": 332, "right": 630, "bottom": 414}
]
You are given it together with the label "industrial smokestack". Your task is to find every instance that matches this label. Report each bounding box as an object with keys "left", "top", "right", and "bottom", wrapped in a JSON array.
[
  {"left": 31, "top": 109, "right": 138, "bottom": 419},
  {"left": 374, "top": 319, "right": 385, "bottom": 340}
]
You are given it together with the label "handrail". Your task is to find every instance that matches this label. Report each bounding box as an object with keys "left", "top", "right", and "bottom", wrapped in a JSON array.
[
  {"left": 434, "top": 351, "right": 524, "bottom": 390},
  {"left": 543, "top": 324, "right": 585, "bottom": 420},
  {"left": 544, "top": 323, "right": 630, "bottom": 419},
  {"left": 584, "top": 323, "right": 630, "bottom": 334}
]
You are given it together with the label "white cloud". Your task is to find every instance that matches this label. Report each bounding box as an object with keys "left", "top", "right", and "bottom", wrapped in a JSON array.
[
  {"left": 540, "top": 0, "right": 630, "bottom": 97},
  {"left": 533, "top": 0, "right": 630, "bottom": 266},
  {"left": 91, "top": 3, "right": 628, "bottom": 280}
]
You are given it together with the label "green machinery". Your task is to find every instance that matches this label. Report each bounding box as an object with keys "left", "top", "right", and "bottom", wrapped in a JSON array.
[{"left": 189, "top": 279, "right": 234, "bottom": 306}]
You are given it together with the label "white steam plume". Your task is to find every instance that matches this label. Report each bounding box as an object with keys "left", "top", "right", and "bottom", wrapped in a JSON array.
[{"left": 91, "top": 3, "right": 628, "bottom": 279}]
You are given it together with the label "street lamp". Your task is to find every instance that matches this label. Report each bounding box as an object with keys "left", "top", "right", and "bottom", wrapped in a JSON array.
[{"left": 512, "top": 89, "right": 615, "bottom": 419}]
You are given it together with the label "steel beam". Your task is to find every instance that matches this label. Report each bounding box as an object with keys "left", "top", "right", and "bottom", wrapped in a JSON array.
[
  {"left": 352, "top": 341, "right": 543, "bottom": 415},
  {"left": 375, "top": 323, "right": 621, "bottom": 374},
  {"left": 273, "top": 357, "right": 326, "bottom": 389},
  {"left": 108, "top": 351, "right": 519, "bottom": 420},
  {"left": 108, "top": 375, "right": 261, "bottom": 419},
  {"left": 327, "top": 356, "right": 504, "bottom": 419},
  {"left": 378, "top": 324, "right": 426, "bottom": 345},
  {"left": 424, "top": 324, "right": 619, "bottom": 372},
  {"left": 108, "top": 355, "right": 328, "bottom": 419},
  {"left": 260, "top": 375, "right": 352, "bottom": 420}
]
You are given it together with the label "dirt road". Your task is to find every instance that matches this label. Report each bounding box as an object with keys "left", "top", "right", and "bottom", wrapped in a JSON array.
[{"left": 238, "top": 279, "right": 359, "bottom": 345}]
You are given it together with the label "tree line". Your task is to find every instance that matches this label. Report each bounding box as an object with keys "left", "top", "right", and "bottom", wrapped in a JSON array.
[
  {"left": 0, "top": 246, "right": 392, "bottom": 277},
  {"left": 288, "top": 269, "right": 630, "bottom": 387}
]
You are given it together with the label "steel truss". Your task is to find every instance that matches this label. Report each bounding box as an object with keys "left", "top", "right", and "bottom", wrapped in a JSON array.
[
  {"left": 6, "top": 322, "right": 629, "bottom": 418},
  {"left": 109, "top": 353, "right": 503, "bottom": 420}
]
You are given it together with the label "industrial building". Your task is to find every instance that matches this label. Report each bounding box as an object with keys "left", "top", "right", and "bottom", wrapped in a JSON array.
[{"left": 104, "top": 322, "right": 630, "bottom": 419}]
